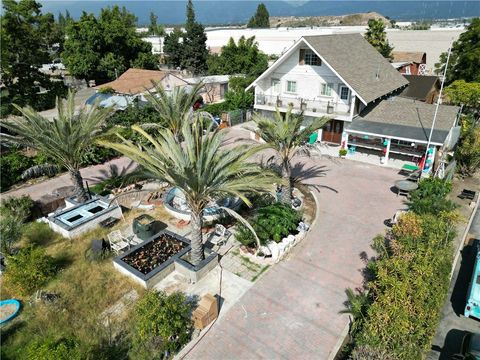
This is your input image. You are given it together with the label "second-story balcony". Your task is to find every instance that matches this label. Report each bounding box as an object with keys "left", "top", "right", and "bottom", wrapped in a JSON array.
[{"left": 254, "top": 93, "right": 351, "bottom": 117}]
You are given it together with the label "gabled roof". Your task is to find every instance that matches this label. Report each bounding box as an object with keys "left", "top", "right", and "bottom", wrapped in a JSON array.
[
  {"left": 347, "top": 98, "right": 459, "bottom": 144},
  {"left": 399, "top": 75, "right": 440, "bottom": 101},
  {"left": 392, "top": 51, "right": 426, "bottom": 64},
  {"left": 96, "top": 68, "right": 167, "bottom": 95},
  {"left": 303, "top": 34, "right": 408, "bottom": 104},
  {"left": 247, "top": 33, "right": 408, "bottom": 105}
]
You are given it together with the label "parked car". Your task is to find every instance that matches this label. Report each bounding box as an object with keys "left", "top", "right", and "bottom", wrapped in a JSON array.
[
  {"left": 452, "top": 332, "right": 480, "bottom": 360},
  {"left": 464, "top": 242, "right": 480, "bottom": 320}
]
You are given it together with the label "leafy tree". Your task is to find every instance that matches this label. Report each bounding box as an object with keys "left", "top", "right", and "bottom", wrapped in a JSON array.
[
  {"left": 0, "top": 0, "right": 67, "bottom": 116},
  {"left": 207, "top": 36, "right": 269, "bottom": 82},
  {"left": 130, "top": 291, "right": 193, "bottom": 359},
  {"left": 247, "top": 3, "right": 270, "bottom": 28},
  {"left": 163, "top": 1, "right": 208, "bottom": 74},
  {"left": 62, "top": 6, "right": 158, "bottom": 82},
  {"left": 455, "top": 116, "right": 480, "bottom": 177},
  {"left": 253, "top": 107, "right": 329, "bottom": 203},
  {"left": 1, "top": 91, "right": 114, "bottom": 202},
  {"left": 143, "top": 82, "right": 205, "bottom": 141},
  {"left": 364, "top": 19, "right": 393, "bottom": 59},
  {"left": 3, "top": 245, "right": 57, "bottom": 296},
  {"left": 0, "top": 212, "right": 23, "bottom": 255},
  {"left": 435, "top": 18, "right": 480, "bottom": 84},
  {"left": 99, "top": 120, "right": 278, "bottom": 265},
  {"left": 445, "top": 80, "right": 480, "bottom": 121}
]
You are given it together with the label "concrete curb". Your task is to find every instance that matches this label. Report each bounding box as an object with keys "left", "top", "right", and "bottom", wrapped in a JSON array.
[
  {"left": 450, "top": 197, "right": 479, "bottom": 281},
  {"left": 328, "top": 322, "right": 350, "bottom": 360}
]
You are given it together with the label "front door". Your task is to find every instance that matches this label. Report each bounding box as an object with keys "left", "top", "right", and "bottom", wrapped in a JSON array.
[{"left": 322, "top": 120, "right": 344, "bottom": 144}]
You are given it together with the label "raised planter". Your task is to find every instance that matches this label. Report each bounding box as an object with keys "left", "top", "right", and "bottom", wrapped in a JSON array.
[{"left": 113, "top": 230, "right": 218, "bottom": 288}]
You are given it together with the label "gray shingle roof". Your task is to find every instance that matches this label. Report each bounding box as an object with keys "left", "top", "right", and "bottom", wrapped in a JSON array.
[
  {"left": 346, "top": 98, "right": 460, "bottom": 144},
  {"left": 303, "top": 34, "right": 409, "bottom": 104},
  {"left": 399, "top": 75, "right": 440, "bottom": 101}
]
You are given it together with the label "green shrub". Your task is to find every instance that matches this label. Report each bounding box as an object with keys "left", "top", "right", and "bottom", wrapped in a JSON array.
[
  {"left": 201, "top": 102, "right": 228, "bottom": 116},
  {"left": 1, "top": 195, "right": 35, "bottom": 221},
  {"left": 3, "top": 246, "right": 57, "bottom": 296},
  {"left": 0, "top": 212, "right": 23, "bottom": 255},
  {"left": 130, "top": 290, "right": 193, "bottom": 359},
  {"left": 407, "top": 178, "right": 456, "bottom": 215},
  {"left": 22, "top": 222, "right": 57, "bottom": 247},
  {"left": 354, "top": 211, "right": 457, "bottom": 359},
  {"left": 0, "top": 151, "right": 35, "bottom": 191},
  {"left": 236, "top": 203, "right": 301, "bottom": 247},
  {"left": 106, "top": 104, "right": 162, "bottom": 127},
  {"left": 25, "top": 336, "right": 82, "bottom": 360}
]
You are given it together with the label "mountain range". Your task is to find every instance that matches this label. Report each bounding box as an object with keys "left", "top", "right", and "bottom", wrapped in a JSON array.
[{"left": 39, "top": 1, "right": 480, "bottom": 25}]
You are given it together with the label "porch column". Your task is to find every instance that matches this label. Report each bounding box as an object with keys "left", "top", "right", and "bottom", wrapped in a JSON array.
[
  {"left": 317, "top": 128, "right": 323, "bottom": 142},
  {"left": 383, "top": 137, "right": 391, "bottom": 165},
  {"left": 349, "top": 95, "right": 356, "bottom": 120}
]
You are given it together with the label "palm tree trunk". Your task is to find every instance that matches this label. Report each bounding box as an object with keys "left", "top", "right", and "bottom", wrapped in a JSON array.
[
  {"left": 70, "top": 169, "right": 89, "bottom": 203},
  {"left": 190, "top": 210, "right": 205, "bottom": 266},
  {"left": 281, "top": 162, "right": 292, "bottom": 204}
]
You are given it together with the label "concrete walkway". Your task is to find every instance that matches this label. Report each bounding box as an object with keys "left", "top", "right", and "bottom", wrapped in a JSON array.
[
  {"left": 3, "top": 156, "right": 135, "bottom": 201},
  {"left": 183, "top": 154, "right": 404, "bottom": 359}
]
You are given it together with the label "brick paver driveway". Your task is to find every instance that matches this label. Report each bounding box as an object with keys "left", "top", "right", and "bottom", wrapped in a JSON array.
[{"left": 184, "top": 156, "right": 405, "bottom": 360}]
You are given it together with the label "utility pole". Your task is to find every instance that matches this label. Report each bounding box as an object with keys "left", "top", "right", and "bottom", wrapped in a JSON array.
[{"left": 421, "top": 41, "right": 453, "bottom": 177}]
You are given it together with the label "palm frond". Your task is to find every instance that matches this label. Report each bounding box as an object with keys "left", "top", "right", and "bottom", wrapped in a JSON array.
[{"left": 21, "top": 164, "right": 59, "bottom": 180}]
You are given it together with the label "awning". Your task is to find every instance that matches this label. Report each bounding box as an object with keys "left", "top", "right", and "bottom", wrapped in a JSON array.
[{"left": 346, "top": 117, "right": 449, "bottom": 145}]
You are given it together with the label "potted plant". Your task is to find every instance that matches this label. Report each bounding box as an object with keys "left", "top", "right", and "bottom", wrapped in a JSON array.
[{"left": 339, "top": 148, "right": 348, "bottom": 158}]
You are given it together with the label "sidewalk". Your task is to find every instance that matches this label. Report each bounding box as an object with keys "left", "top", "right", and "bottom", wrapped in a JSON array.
[{"left": 2, "top": 156, "right": 135, "bottom": 201}]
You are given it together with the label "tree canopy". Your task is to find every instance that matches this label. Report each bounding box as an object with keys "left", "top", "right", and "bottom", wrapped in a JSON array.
[
  {"left": 247, "top": 3, "right": 270, "bottom": 28},
  {"left": 364, "top": 19, "right": 393, "bottom": 59},
  {"left": 148, "top": 12, "right": 165, "bottom": 36},
  {"left": 62, "top": 6, "right": 158, "bottom": 82},
  {"left": 163, "top": 0, "right": 208, "bottom": 74},
  {"left": 1, "top": 0, "right": 66, "bottom": 116},
  {"left": 435, "top": 18, "right": 480, "bottom": 84},
  {"left": 445, "top": 80, "right": 480, "bottom": 120}
]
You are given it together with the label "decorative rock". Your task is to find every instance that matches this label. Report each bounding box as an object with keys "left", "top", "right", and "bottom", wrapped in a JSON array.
[{"left": 267, "top": 241, "right": 279, "bottom": 260}]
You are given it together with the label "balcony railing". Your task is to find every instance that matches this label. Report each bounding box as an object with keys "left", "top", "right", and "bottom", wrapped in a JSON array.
[{"left": 255, "top": 94, "right": 350, "bottom": 115}]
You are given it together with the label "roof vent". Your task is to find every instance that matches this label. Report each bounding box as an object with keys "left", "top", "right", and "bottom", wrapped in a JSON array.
[{"left": 375, "top": 64, "right": 380, "bottom": 80}]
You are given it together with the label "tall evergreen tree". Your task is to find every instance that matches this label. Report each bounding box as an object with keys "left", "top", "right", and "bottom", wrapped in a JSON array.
[
  {"left": 364, "top": 19, "right": 393, "bottom": 59},
  {"left": 247, "top": 3, "right": 270, "bottom": 28},
  {"left": 182, "top": 0, "right": 208, "bottom": 74},
  {"left": 163, "top": 27, "right": 185, "bottom": 69}
]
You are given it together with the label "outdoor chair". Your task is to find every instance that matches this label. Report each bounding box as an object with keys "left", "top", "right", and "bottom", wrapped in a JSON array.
[
  {"left": 210, "top": 224, "right": 231, "bottom": 247},
  {"left": 107, "top": 230, "right": 130, "bottom": 254},
  {"left": 459, "top": 189, "right": 476, "bottom": 200}
]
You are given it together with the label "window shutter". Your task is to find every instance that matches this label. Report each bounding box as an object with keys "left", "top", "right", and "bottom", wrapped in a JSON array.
[{"left": 299, "top": 49, "right": 305, "bottom": 65}]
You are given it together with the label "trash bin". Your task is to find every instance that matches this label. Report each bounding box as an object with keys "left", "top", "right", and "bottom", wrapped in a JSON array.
[{"left": 133, "top": 214, "right": 157, "bottom": 241}]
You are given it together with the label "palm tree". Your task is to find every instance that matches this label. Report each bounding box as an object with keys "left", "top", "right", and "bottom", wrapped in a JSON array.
[
  {"left": 253, "top": 107, "right": 329, "bottom": 203},
  {"left": 143, "top": 81, "right": 205, "bottom": 141},
  {"left": 1, "top": 91, "right": 114, "bottom": 202},
  {"left": 339, "top": 288, "right": 371, "bottom": 336},
  {"left": 99, "top": 119, "right": 279, "bottom": 265}
]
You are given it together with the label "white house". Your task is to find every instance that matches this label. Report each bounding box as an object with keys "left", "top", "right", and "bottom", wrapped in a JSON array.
[
  {"left": 248, "top": 33, "right": 461, "bottom": 171},
  {"left": 247, "top": 33, "right": 408, "bottom": 144},
  {"left": 142, "top": 36, "right": 164, "bottom": 55}
]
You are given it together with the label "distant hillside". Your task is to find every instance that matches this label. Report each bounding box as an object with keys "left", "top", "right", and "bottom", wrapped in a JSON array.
[{"left": 270, "top": 12, "right": 392, "bottom": 28}]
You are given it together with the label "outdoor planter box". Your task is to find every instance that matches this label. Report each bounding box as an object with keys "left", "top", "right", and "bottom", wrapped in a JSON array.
[{"left": 133, "top": 214, "right": 159, "bottom": 241}]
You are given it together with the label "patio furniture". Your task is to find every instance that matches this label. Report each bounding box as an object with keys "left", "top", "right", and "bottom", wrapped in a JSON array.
[
  {"left": 107, "top": 230, "right": 130, "bottom": 254},
  {"left": 406, "top": 169, "right": 421, "bottom": 183},
  {"left": 210, "top": 224, "right": 231, "bottom": 247},
  {"left": 394, "top": 180, "right": 419, "bottom": 197},
  {"left": 459, "top": 189, "right": 476, "bottom": 200},
  {"left": 401, "top": 164, "right": 419, "bottom": 172}
]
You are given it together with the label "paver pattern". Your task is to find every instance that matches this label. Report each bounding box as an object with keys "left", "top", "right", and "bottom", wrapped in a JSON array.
[{"left": 184, "top": 154, "right": 405, "bottom": 359}]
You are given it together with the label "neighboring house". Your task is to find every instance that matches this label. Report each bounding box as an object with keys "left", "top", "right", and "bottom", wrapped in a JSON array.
[
  {"left": 392, "top": 51, "right": 427, "bottom": 75},
  {"left": 92, "top": 68, "right": 230, "bottom": 108},
  {"left": 182, "top": 75, "right": 230, "bottom": 104},
  {"left": 399, "top": 75, "right": 440, "bottom": 104},
  {"left": 247, "top": 33, "right": 408, "bottom": 144},
  {"left": 248, "top": 34, "right": 460, "bottom": 170}
]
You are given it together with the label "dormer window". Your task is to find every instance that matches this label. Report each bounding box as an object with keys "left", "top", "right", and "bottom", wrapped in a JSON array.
[{"left": 299, "top": 49, "right": 321, "bottom": 66}]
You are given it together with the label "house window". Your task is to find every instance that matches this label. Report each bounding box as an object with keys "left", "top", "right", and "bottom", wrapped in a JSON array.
[
  {"left": 286, "top": 80, "right": 297, "bottom": 93},
  {"left": 340, "top": 86, "right": 350, "bottom": 100},
  {"left": 321, "top": 83, "right": 333, "bottom": 96},
  {"left": 299, "top": 49, "right": 321, "bottom": 66},
  {"left": 271, "top": 79, "right": 281, "bottom": 94},
  {"left": 405, "top": 66, "right": 411, "bottom": 75}
]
